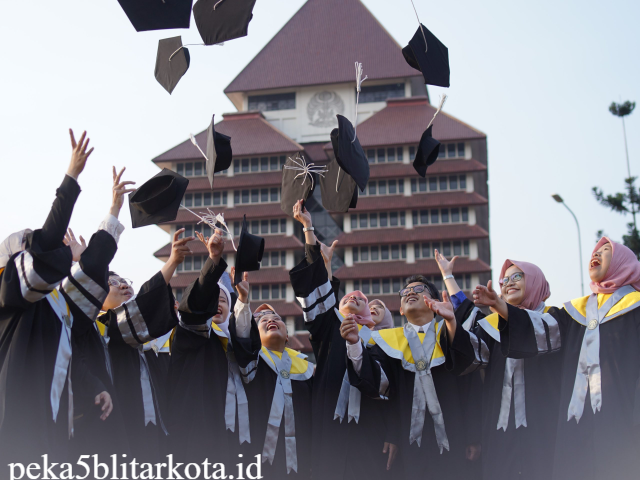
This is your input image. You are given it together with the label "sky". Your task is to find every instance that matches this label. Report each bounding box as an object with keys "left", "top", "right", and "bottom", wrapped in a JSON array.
[{"left": 0, "top": 0, "right": 638, "bottom": 306}]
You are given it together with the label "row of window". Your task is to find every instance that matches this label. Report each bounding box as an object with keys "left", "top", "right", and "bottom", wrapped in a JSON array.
[
  {"left": 412, "top": 207, "right": 469, "bottom": 226},
  {"left": 351, "top": 211, "right": 406, "bottom": 230},
  {"left": 411, "top": 175, "right": 467, "bottom": 193},
  {"left": 251, "top": 284, "right": 288, "bottom": 301},
  {"left": 177, "top": 255, "right": 228, "bottom": 272},
  {"left": 235, "top": 219, "right": 288, "bottom": 236},
  {"left": 360, "top": 179, "right": 404, "bottom": 196},
  {"left": 176, "top": 161, "right": 228, "bottom": 178},
  {"left": 233, "top": 156, "right": 288, "bottom": 174},
  {"left": 366, "top": 147, "right": 404, "bottom": 164},
  {"left": 183, "top": 191, "right": 228, "bottom": 208},
  {"left": 234, "top": 188, "right": 280, "bottom": 205},
  {"left": 353, "top": 274, "right": 472, "bottom": 296},
  {"left": 414, "top": 241, "right": 470, "bottom": 259},
  {"left": 353, "top": 245, "right": 407, "bottom": 262},
  {"left": 248, "top": 93, "right": 296, "bottom": 112},
  {"left": 262, "top": 251, "right": 287, "bottom": 268},
  {"left": 408, "top": 142, "right": 465, "bottom": 161}
]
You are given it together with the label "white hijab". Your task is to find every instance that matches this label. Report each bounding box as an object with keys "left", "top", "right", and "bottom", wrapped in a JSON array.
[
  {"left": 0, "top": 229, "right": 32, "bottom": 269},
  {"left": 213, "top": 282, "right": 232, "bottom": 338}
]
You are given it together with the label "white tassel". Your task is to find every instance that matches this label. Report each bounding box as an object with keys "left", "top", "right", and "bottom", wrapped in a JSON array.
[
  {"left": 181, "top": 207, "right": 237, "bottom": 251},
  {"left": 189, "top": 134, "right": 209, "bottom": 162},
  {"left": 213, "top": 0, "right": 225, "bottom": 10},
  {"left": 427, "top": 94, "right": 448, "bottom": 129},
  {"left": 169, "top": 42, "right": 225, "bottom": 61},
  {"left": 352, "top": 62, "right": 368, "bottom": 143},
  {"left": 409, "top": 0, "right": 428, "bottom": 53},
  {"left": 283, "top": 153, "right": 327, "bottom": 190}
]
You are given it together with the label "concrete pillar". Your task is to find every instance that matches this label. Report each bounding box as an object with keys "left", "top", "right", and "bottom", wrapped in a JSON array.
[
  {"left": 403, "top": 145, "right": 411, "bottom": 164},
  {"left": 407, "top": 243, "right": 416, "bottom": 264},
  {"left": 227, "top": 190, "right": 234, "bottom": 208},
  {"left": 343, "top": 214, "right": 352, "bottom": 233},
  {"left": 345, "top": 247, "right": 354, "bottom": 267},
  {"left": 468, "top": 208, "right": 476, "bottom": 226},
  {"left": 345, "top": 280, "right": 354, "bottom": 293},
  {"left": 465, "top": 142, "right": 472, "bottom": 160},
  {"left": 227, "top": 253, "right": 236, "bottom": 267},
  {"left": 469, "top": 240, "right": 478, "bottom": 260},
  {"left": 286, "top": 218, "right": 294, "bottom": 236},
  {"left": 286, "top": 250, "right": 295, "bottom": 269},
  {"left": 285, "top": 316, "right": 296, "bottom": 335},
  {"left": 405, "top": 210, "right": 413, "bottom": 229},
  {"left": 466, "top": 175, "right": 474, "bottom": 193},
  {"left": 286, "top": 284, "right": 294, "bottom": 302},
  {"left": 404, "top": 178, "right": 412, "bottom": 197}
]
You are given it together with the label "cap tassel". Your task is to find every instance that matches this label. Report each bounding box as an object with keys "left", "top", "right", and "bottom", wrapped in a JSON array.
[
  {"left": 181, "top": 207, "right": 237, "bottom": 251},
  {"left": 426, "top": 94, "right": 448, "bottom": 130},
  {"left": 352, "top": 62, "right": 368, "bottom": 143},
  {"left": 169, "top": 42, "right": 225, "bottom": 61},
  {"left": 189, "top": 134, "right": 209, "bottom": 161},
  {"left": 284, "top": 153, "right": 327, "bottom": 190},
  {"left": 409, "top": 0, "right": 428, "bottom": 53},
  {"left": 213, "top": 0, "right": 225, "bottom": 10}
]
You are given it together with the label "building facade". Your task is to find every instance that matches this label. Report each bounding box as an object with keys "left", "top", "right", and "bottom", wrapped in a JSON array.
[{"left": 151, "top": 0, "right": 491, "bottom": 347}]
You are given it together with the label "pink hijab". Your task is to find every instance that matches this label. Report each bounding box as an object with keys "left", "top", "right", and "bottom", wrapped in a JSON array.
[
  {"left": 499, "top": 259, "right": 551, "bottom": 310},
  {"left": 590, "top": 237, "right": 640, "bottom": 294},
  {"left": 369, "top": 299, "right": 394, "bottom": 331},
  {"left": 339, "top": 290, "right": 375, "bottom": 327}
]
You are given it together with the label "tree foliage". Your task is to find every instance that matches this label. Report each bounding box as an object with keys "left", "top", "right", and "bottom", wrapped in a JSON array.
[{"left": 609, "top": 101, "right": 636, "bottom": 118}]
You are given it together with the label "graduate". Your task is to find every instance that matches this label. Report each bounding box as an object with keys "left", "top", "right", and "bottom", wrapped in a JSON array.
[
  {"left": 0, "top": 130, "right": 110, "bottom": 466},
  {"left": 167, "top": 228, "right": 248, "bottom": 467},
  {"left": 341, "top": 274, "right": 471, "bottom": 479},
  {"left": 229, "top": 269, "right": 313, "bottom": 479},
  {"left": 64, "top": 166, "right": 135, "bottom": 459},
  {"left": 472, "top": 238, "right": 640, "bottom": 480},
  {"left": 289, "top": 200, "right": 399, "bottom": 480},
  {"left": 95, "top": 227, "right": 189, "bottom": 462},
  {"left": 435, "top": 251, "right": 562, "bottom": 480}
]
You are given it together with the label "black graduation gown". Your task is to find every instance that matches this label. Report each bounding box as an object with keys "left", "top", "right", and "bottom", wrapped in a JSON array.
[
  {"left": 143, "top": 329, "right": 173, "bottom": 420},
  {"left": 230, "top": 313, "right": 313, "bottom": 480},
  {"left": 500, "top": 291, "right": 640, "bottom": 480},
  {"left": 99, "top": 271, "right": 178, "bottom": 463},
  {"left": 448, "top": 298, "right": 562, "bottom": 480},
  {"left": 167, "top": 257, "right": 242, "bottom": 468},
  {"left": 66, "top": 229, "right": 131, "bottom": 459},
  {"left": 0, "top": 175, "right": 80, "bottom": 465},
  {"left": 289, "top": 244, "right": 399, "bottom": 480},
  {"left": 346, "top": 322, "right": 470, "bottom": 480}
]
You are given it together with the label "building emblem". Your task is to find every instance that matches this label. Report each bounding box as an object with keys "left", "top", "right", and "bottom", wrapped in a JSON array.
[{"left": 307, "top": 91, "right": 344, "bottom": 128}]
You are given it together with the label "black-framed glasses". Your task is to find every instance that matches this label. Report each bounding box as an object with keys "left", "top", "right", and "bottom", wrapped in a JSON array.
[
  {"left": 501, "top": 272, "right": 524, "bottom": 286},
  {"left": 399, "top": 284, "right": 428, "bottom": 297},
  {"left": 108, "top": 277, "right": 133, "bottom": 288},
  {"left": 254, "top": 310, "right": 281, "bottom": 322}
]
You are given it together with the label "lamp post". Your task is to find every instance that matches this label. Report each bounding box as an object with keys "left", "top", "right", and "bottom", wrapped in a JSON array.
[{"left": 552, "top": 194, "right": 584, "bottom": 296}]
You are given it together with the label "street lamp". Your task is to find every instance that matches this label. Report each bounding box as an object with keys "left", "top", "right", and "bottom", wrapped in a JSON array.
[{"left": 552, "top": 194, "right": 584, "bottom": 296}]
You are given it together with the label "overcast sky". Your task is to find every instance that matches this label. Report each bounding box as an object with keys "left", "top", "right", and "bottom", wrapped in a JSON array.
[{"left": 1, "top": 0, "right": 638, "bottom": 305}]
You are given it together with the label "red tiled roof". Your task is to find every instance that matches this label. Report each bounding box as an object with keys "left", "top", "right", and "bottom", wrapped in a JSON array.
[
  {"left": 324, "top": 97, "right": 485, "bottom": 148},
  {"left": 224, "top": 0, "right": 420, "bottom": 94},
  {"left": 336, "top": 224, "right": 489, "bottom": 247},
  {"left": 337, "top": 191, "right": 488, "bottom": 213},
  {"left": 170, "top": 266, "right": 292, "bottom": 288},
  {"left": 162, "top": 204, "right": 287, "bottom": 225},
  {"left": 152, "top": 112, "right": 303, "bottom": 163},
  {"left": 334, "top": 258, "right": 491, "bottom": 281},
  {"left": 154, "top": 235, "right": 302, "bottom": 258}
]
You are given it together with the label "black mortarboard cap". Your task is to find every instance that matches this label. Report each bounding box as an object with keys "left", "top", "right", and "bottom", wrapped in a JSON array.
[
  {"left": 129, "top": 169, "right": 189, "bottom": 228},
  {"left": 334, "top": 115, "right": 369, "bottom": 192},
  {"left": 193, "top": 0, "right": 256, "bottom": 45},
  {"left": 319, "top": 130, "right": 359, "bottom": 213},
  {"left": 155, "top": 36, "right": 190, "bottom": 94},
  {"left": 280, "top": 154, "right": 318, "bottom": 218},
  {"left": 402, "top": 24, "right": 450, "bottom": 88},
  {"left": 117, "top": 0, "right": 193, "bottom": 32},
  {"left": 413, "top": 125, "right": 441, "bottom": 178},
  {"left": 234, "top": 215, "right": 265, "bottom": 285},
  {"left": 205, "top": 115, "right": 233, "bottom": 188}
]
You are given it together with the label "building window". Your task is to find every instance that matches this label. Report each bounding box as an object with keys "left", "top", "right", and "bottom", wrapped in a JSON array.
[
  {"left": 248, "top": 93, "right": 296, "bottom": 111},
  {"left": 411, "top": 175, "right": 466, "bottom": 194},
  {"left": 250, "top": 283, "right": 288, "bottom": 300},
  {"left": 437, "top": 142, "right": 466, "bottom": 159},
  {"left": 351, "top": 211, "right": 407, "bottom": 230},
  {"left": 234, "top": 188, "right": 280, "bottom": 204},
  {"left": 233, "top": 156, "right": 287, "bottom": 174},
  {"left": 353, "top": 245, "right": 407, "bottom": 263},
  {"left": 364, "top": 146, "right": 404, "bottom": 164},
  {"left": 412, "top": 208, "right": 470, "bottom": 226},
  {"left": 415, "top": 240, "right": 471, "bottom": 259},
  {"left": 360, "top": 179, "right": 405, "bottom": 197},
  {"left": 262, "top": 251, "right": 287, "bottom": 268},
  {"left": 358, "top": 83, "right": 405, "bottom": 104}
]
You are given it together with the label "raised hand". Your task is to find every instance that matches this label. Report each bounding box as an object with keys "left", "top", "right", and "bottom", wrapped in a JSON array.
[
  {"left": 319, "top": 239, "right": 338, "bottom": 280},
  {"left": 383, "top": 442, "right": 398, "bottom": 471},
  {"left": 67, "top": 129, "right": 94, "bottom": 180},
  {"left": 339, "top": 316, "right": 360, "bottom": 345},
  {"left": 196, "top": 227, "right": 225, "bottom": 263},
  {"left": 95, "top": 391, "right": 113, "bottom": 421},
  {"left": 424, "top": 291, "right": 455, "bottom": 322},
  {"left": 435, "top": 249, "right": 458, "bottom": 277},
  {"left": 110, "top": 166, "right": 136, "bottom": 218},
  {"left": 293, "top": 199, "right": 312, "bottom": 228},
  {"left": 161, "top": 228, "right": 194, "bottom": 284},
  {"left": 473, "top": 280, "right": 500, "bottom": 307},
  {"left": 63, "top": 228, "right": 87, "bottom": 262},
  {"left": 231, "top": 267, "right": 249, "bottom": 303}
]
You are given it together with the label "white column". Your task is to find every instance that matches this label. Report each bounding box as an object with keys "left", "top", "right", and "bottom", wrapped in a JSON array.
[
  {"left": 286, "top": 250, "right": 295, "bottom": 269},
  {"left": 286, "top": 218, "right": 294, "bottom": 236},
  {"left": 465, "top": 142, "right": 472, "bottom": 160},
  {"left": 345, "top": 247, "right": 354, "bottom": 267},
  {"left": 403, "top": 146, "right": 411, "bottom": 164},
  {"left": 469, "top": 240, "right": 478, "bottom": 260},
  {"left": 285, "top": 316, "right": 296, "bottom": 335},
  {"left": 286, "top": 284, "right": 294, "bottom": 302},
  {"left": 470, "top": 274, "right": 480, "bottom": 289},
  {"left": 227, "top": 190, "right": 234, "bottom": 208},
  {"left": 405, "top": 210, "right": 413, "bottom": 229},
  {"left": 404, "top": 178, "right": 412, "bottom": 197},
  {"left": 468, "top": 208, "right": 477, "bottom": 226},
  {"left": 466, "top": 174, "right": 474, "bottom": 193},
  {"left": 345, "top": 280, "right": 354, "bottom": 293},
  {"left": 406, "top": 243, "right": 416, "bottom": 264},
  {"left": 343, "top": 214, "right": 352, "bottom": 233},
  {"left": 227, "top": 161, "right": 235, "bottom": 177},
  {"left": 227, "top": 253, "right": 236, "bottom": 268}
]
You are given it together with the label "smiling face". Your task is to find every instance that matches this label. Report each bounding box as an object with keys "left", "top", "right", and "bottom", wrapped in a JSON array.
[
  {"left": 339, "top": 293, "right": 369, "bottom": 317},
  {"left": 501, "top": 265, "right": 526, "bottom": 306},
  {"left": 589, "top": 242, "right": 613, "bottom": 283},
  {"left": 255, "top": 309, "right": 288, "bottom": 352},
  {"left": 369, "top": 301, "right": 386, "bottom": 325},
  {"left": 399, "top": 282, "right": 433, "bottom": 321},
  {"left": 211, "top": 290, "right": 230, "bottom": 325},
  {"left": 102, "top": 275, "right": 135, "bottom": 311}
]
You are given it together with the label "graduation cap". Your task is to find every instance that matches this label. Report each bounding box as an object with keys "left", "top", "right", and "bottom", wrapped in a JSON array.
[
  {"left": 333, "top": 115, "right": 369, "bottom": 192},
  {"left": 117, "top": 0, "right": 193, "bottom": 32},
  {"left": 205, "top": 115, "right": 232, "bottom": 187},
  {"left": 155, "top": 36, "right": 191, "bottom": 94},
  {"left": 234, "top": 215, "right": 264, "bottom": 286},
  {"left": 280, "top": 153, "right": 327, "bottom": 217},
  {"left": 402, "top": 23, "right": 450, "bottom": 88},
  {"left": 129, "top": 169, "right": 189, "bottom": 228},
  {"left": 193, "top": 0, "right": 256, "bottom": 45},
  {"left": 319, "top": 156, "right": 358, "bottom": 213},
  {"left": 413, "top": 94, "right": 448, "bottom": 178}
]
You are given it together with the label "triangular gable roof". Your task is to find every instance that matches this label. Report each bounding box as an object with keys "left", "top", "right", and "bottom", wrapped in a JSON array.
[
  {"left": 152, "top": 111, "right": 304, "bottom": 163},
  {"left": 325, "top": 97, "right": 485, "bottom": 149},
  {"left": 224, "top": 0, "right": 419, "bottom": 94}
]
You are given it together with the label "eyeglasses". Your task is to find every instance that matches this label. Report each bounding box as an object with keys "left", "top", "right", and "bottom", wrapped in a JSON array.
[
  {"left": 501, "top": 272, "right": 524, "bottom": 286},
  {"left": 108, "top": 277, "right": 133, "bottom": 288},
  {"left": 399, "top": 284, "right": 431, "bottom": 298},
  {"left": 254, "top": 310, "right": 281, "bottom": 322}
]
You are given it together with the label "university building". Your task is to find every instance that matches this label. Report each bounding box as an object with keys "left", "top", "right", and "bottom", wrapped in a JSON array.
[{"left": 151, "top": 0, "right": 491, "bottom": 349}]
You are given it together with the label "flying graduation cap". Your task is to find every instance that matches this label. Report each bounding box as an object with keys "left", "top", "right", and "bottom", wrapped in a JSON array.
[
  {"left": 155, "top": 36, "right": 191, "bottom": 94},
  {"left": 188, "top": 115, "right": 232, "bottom": 188},
  {"left": 402, "top": 23, "right": 450, "bottom": 88},
  {"left": 280, "top": 153, "right": 327, "bottom": 217},
  {"left": 413, "top": 94, "right": 448, "bottom": 178},
  {"left": 319, "top": 138, "right": 358, "bottom": 213},
  {"left": 234, "top": 215, "right": 265, "bottom": 286},
  {"left": 193, "top": 0, "right": 257, "bottom": 45},
  {"left": 129, "top": 169, "right": 189, "bottom": 228},
  {"left": 333, "top": 115, "right": 370, "bottom": 192},
  {"left": 117, "top": 0, "right": 193, "bottom": 32}
]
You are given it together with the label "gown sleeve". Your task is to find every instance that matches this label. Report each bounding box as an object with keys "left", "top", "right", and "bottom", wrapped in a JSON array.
[
  {"left": 0, "top": 176, "right": 80, "bottom": 309},
  {"left": 498, "top": 304, "right": 564, "bottom": 359},
  {"left": 442, "top": 299, "right": 490, "bottom": 375},
  {"left": 178, "top": 257, "right": 228, "bottom": 328},
  {"left": 346, "top": 343, "right": 388, "bottom": 400},
  {"left": 107, "top": 271, "right": 178, "bottom": 348},
  {"left": 229, "top": 310, "right": 262, "bottom": 381},
  {"left": 71, "top": 335, "right": 108, "bottom": 400}
]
